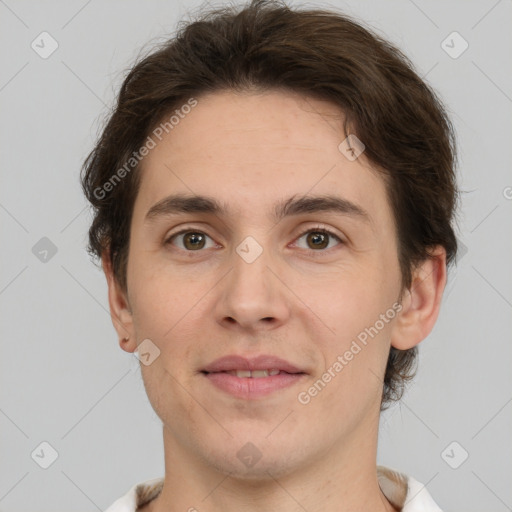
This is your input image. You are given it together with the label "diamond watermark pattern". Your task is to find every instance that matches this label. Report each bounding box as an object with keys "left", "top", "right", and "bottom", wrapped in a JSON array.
[
  {"left": 134, "top": 338, "right": 161, "bottom": 366},
  {"left": 441, "top": 441, "right": 469, "bottom": 469},
  {"left": 236, "top": 442, "right": 263, "bottom": 468},
  {"left": 31, "top": 441, "right": 59, "bottom": 469},
  {"left": 32, "top": 237, "right": 58, "bottom": 263},
  {"left": 441, "top": 31, "right": 468, "bottom": 59},
  {"left": 31, "top": 31, "right": 59, "bottom": 59},
  {"left": 236, "top": 236, "right": 263, "bottom": 264},
  {"left": 456, "top": 238, "right": 468, "bottom": 263},
  {"left": 338, "top": 134, "right": 365, "bottom": 161}
]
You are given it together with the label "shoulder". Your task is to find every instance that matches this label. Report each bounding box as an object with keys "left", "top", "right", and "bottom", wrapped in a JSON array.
[
  {"left": 104, "top": 478, "right": 164, "bottom": 512},
  {"left": 377, "top": 466, "right": 443, "bottom": 511}
]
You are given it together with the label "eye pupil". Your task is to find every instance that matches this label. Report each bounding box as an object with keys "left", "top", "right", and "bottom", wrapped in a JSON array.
[
  {"left": 184, "top": 233, "right": 205, "bottom": 250},
  {"left": 308, "top": 232, "right": 328, "bottom": 249}
]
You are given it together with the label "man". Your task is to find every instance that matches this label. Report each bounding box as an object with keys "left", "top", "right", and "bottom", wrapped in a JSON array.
[{"left": 81, "top": 0, "right": 458, "bottom": 510}]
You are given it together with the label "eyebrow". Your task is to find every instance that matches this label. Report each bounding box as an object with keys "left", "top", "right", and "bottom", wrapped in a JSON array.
[{"left": 144, "top": 193, "right": 371, "bottom": 225}]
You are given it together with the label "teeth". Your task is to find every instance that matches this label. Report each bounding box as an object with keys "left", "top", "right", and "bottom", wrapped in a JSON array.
[
  {"left": 225, "top": 369, "right": 281, "bottom": 378},
  {"left": 251, "top": 370, "right": 273, "bottom": 378},
  {"left": 233, "top": 370, "right": 252, "bottom": 378}
]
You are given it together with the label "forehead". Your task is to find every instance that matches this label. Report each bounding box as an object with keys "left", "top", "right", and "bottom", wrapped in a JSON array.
[{"left": 132, "top": 89, "right": 392, "bottom": 228}]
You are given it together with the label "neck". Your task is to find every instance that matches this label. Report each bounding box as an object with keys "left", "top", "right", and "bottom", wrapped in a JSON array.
[{"left": 145, "top": 412, "right": 397, "bottom": 512}]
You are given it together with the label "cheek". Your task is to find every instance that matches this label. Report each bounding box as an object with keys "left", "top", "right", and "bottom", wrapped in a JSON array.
[
  {"left": 129, "top": 263, "right": 209, "bottom": 376},
  {"left": 298, "top": 266, "right": 386, "bottom": 337},
  {"left": 303, "top": 271, "right": 396, "bottom": 397},
  {"left": 309, "top": 321, "right": 394, "bottom": 418},
  {"left": 129, "top": 258, "right": 197, "bottom": 334}
]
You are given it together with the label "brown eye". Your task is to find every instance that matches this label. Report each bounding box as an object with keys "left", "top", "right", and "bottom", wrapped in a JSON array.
[
  {"left": 306, "top": 232, "right": 329, "bottom": 249},
  {"left": 165, "top": 230, "right": 214, "bottom": 251},
  {"left": 182, "top": 232, "right": 206, "bottom": 250},
  {"left": 294, "top": 227, "right": 343, "bottom": 253}
]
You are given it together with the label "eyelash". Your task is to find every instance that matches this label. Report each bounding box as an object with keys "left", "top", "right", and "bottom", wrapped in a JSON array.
[{"left": 164, "top": 225, "right": 344, "bottom": 257}]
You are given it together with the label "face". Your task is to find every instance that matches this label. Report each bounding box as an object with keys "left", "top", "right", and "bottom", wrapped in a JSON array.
[{"left": 118, "top": 89, "right": 404, "bottom": 477}]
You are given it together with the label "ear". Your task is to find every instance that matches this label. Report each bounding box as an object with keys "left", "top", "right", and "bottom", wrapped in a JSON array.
[
  {"left": 101, "top": 250, "right": 138, "bottom": 354},
  {"left": 391, "top": 246, "right": 447, "bottom": 350}
]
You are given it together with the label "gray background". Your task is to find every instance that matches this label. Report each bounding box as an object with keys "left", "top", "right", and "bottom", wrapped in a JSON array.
[{"left": 1, "top": 0, "right": 511, "bottom": 510}]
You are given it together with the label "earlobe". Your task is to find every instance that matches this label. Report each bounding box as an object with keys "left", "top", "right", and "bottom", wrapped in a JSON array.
[
  {"left": 101, "top": 251, "right": 138, "bottom": 353},
  {"left": 390, "top": 247, "right": 447, "bottom": 351}
]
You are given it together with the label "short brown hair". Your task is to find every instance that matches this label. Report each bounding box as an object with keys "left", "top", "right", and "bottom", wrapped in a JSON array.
[{"left": 80, "top": 0, "right": 459, "bottom": 410}]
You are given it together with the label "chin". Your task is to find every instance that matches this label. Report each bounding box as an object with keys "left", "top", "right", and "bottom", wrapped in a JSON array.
[{"left": 200, "top": 439, "right": 305, "bottom": 481}]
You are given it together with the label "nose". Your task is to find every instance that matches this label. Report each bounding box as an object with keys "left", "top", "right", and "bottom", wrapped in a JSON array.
[{"left": 214, "top": 242, "right": 291, "bottom": 333}]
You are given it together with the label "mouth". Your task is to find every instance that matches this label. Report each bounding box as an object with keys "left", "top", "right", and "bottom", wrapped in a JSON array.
[
  {"left": 201, "top": 369, "right": 305, "bottom": 378},
  {"left": 200, "top": 354, "right": 307, "bottom": 399},
  {"left": 201, "top": 354, "right": 306, "bottom": 374},
  {"left": 201, "top": 368, "right": 306, "bottom": 399}
]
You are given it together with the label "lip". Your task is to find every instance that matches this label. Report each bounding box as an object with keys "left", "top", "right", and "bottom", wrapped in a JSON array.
[
  {"left": 203, "top": 371, "right": 305, "bottom": 399},
  {"left": 201, "top": 354, "right": 305, "bottom": 374},
  {"left": 201, "top": 354, "right": 307, "bottom": 400}
]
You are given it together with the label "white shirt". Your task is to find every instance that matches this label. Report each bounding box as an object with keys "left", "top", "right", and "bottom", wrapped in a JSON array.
[{"left": 104, "top": 466, "right": 443, "bottom": 511}]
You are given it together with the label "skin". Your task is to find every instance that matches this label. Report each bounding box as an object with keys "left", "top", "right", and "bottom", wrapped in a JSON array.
[{"left": 103, "top": 89, "right": 446, "bottom": 512}]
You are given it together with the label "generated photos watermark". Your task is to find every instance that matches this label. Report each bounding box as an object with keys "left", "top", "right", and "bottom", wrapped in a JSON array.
[
  {"left": 297, "top": 301, "right": 402, "bottom": 405},
  {"left": 93, "top": 97, "right": 198, "bottom": 200}
]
